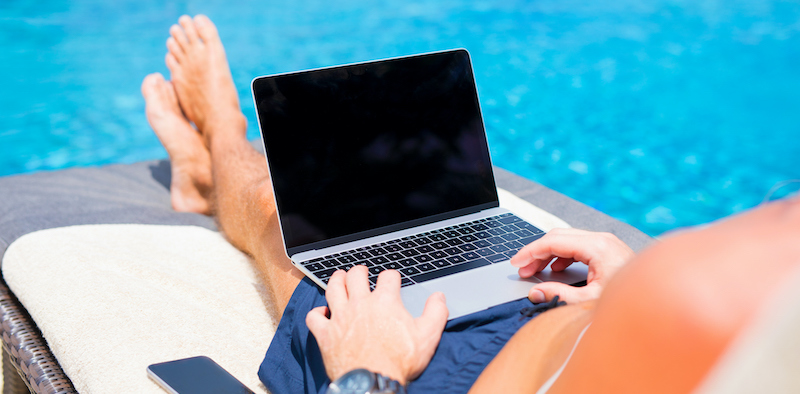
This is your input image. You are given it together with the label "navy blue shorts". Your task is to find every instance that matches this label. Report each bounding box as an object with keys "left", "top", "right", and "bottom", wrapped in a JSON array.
[{"left": 258, "top": 277, "right": 559, "bottom": 394}]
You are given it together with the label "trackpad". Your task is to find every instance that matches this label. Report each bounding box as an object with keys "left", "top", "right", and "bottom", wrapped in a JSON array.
[
  {"left": 400, "top": 262, "right": 538, "bottom": 320},
  {"left": 399, "top": 261, "right": 589, "bottom": 320}
]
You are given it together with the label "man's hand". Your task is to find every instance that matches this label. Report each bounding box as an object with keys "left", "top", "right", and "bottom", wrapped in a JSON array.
[
  {"left": 306, "top": 266, "right": 449, "bottom": 385},
  {"left": 510, "top": 228, "right": 634, "bottom": 304}
]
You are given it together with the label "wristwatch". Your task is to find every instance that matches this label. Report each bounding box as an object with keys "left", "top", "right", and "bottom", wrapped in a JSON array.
[{"left": 327, "top": 368, "right": 407, "bottom": 394}]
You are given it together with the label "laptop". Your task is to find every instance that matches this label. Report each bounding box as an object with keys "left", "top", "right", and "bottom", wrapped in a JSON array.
[{"left": 251, "top": 49, "right": 587, "bottom": 319}]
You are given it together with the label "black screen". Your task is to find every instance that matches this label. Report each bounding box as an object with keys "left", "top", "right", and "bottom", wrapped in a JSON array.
[{"left": 253, "top": 50, "right": 498, "bottom": 252}]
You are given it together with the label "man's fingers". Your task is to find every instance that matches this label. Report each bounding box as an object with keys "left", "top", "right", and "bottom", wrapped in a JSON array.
[
  {"left": 346, "top": 265, "right": 371, "bottom": 298},
  {"left": 305, "top": 306, "right": 330, "bottom": 340},
  {"left": 551, "top": 257, "right": 576, "bottom": 272},
  {"left": 416, "top": 292, "right": 449, "bottom": 342},
  {"left": 530, "top": 281, "right": 602, "bottom": 304},
  {"left": 326, "top": 270, "right": 349, "bottom": 312},
  {"left": 511, "top": 228, "right": 597, "bottom": 269},
  {"left": 375, "top": 269, "right": 402, "bottom": 294}
]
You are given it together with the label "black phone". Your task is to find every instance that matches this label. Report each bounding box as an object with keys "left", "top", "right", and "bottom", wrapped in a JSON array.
[{"left": 147, "top": 356, "right": 255, "bottom": 394}]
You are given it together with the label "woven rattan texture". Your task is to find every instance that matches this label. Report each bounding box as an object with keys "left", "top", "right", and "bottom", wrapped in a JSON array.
[{"left": 0, "top": 282, "right": 76, "bottom": 394}]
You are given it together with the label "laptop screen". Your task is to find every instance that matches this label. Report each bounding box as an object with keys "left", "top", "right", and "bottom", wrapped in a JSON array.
[{"left": 253, "top": 50, "right": 498, "bottom": 252}]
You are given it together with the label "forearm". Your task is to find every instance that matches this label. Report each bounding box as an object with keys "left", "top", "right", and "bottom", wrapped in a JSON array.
[{"left": 469, "top": 301, "right": 595, "bottom": 394}]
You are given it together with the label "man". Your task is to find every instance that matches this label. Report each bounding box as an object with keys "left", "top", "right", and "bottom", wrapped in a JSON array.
[{"left": 142, "top": 15, "right": 800, "bottom": 393}]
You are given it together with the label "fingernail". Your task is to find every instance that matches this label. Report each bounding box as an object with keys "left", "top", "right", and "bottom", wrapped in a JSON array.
[{"left": 530, "top": 289, "right": 545, "bottom": 303}]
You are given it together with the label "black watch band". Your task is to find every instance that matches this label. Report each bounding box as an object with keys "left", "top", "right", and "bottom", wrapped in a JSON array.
[
  {"left": 374, "top": 372, "right": 407, "bottom": 394},
  {"left": 328, "top": 368, "right": 407, "bottom": 394}
]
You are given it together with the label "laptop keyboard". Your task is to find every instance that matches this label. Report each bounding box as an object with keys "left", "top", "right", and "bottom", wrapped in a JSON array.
[{"left": 300, "top": 213, "right": 545, "bottom": 290}]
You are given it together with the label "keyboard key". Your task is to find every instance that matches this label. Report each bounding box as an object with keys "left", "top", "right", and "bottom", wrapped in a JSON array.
[
  {"left": 400, "top": 249, "right": 420, "bottom": 257},
  {"left": 432, "top": 259, "right": 450, "bottom": 268},
  {"left": 414, "top": 254, "right": 433, "bottom": 263},
  {"left": 429, "top": 234, "right": 447, "bottom": 241},
  {"left": 315, "top": 268, "right": 338, "bottom": 279},
  {"left": 322, "top": 259, "right": 339, "bottom": 268},
  {"left": 398, "top": 258, "right": 416, "bottom": 267},
  {"left": 431, "top": 242, "right": 449, "bottom": 250},
  {"left": 385, "top": 244, "right": 402, "bottom": 252},
  {"left": 460, "top": 234, "right": 478, "bottom": 243},
  {"left": 386, "top": 252, "right": 404, "bottom": 261},
  {"left": 398, "top": 241, "right": 417, "bottom": 249},
  {"left": 515, "top": 229, "right": 534, "bottom": 237},
  {"left": 400, "top": 267, "right": 421, "bottom": 276},
  {"left": 370, "top": 256, "right": 389, "bottom": 265},
  {"left": 487, "top": 254, "right": 507, "bottom": 263},
  {"left": 504, "top": 251, "right": 518, "bottom": 259},
  {"left": 443, "top": 247, "right": 461, "bottom": 256},
  {"left": 499, "top": 215, "right": 522, "bottom": 224},
  {"left": 459, "top": 243, "right": 477, "bottom": 252},
  {"left": 369, "top": 248, "right": 388, "bottom": 256},
  {"left": 417, "top": 263, "right": 435, "bottom": 272},
  {"left": 352, "top": 252, "right": 372, "bottom": 260},
  {"left": 430, "top": 250, "right": 448, "bottom": 259},
  {"left": 445, "top": 238, "right": 464, "bottom": 246},
  {"left": 476, "top": 248, "right": 494, "bottom": 256},
  {"left": 401, "top": 278, "right": 414, "bottom": 287},
  {"left": 446, "top": 255, "right": 466, "bottom": 264},
  {"left": 384, "top": 262, "right": 403, "bottom": 270},
  {"left": 462, "top": 251, "right": 481, "bottom": 260},
  {"left": 501, "top": 233, "right": 521, "bottom": 241},
  {"left": 506, "top": 240, "right": 524, "bottom": 250},
  {"left": 369, "top": 266, "right": 385, "bottom": 275},
  {"left": 475, "top": 240, "right": 492, "bottom": 248},
  {"left": 415, "top": 237, "right": 433, "bottom": 245},
  {"left": 457, "top": 227, "right": 475, "bottom": 234},
  {"left": 490, "top": 244, "right": 510, "bottom": 253},
  {"left": 307, "top": 262, "right": 325, "bottom": 272},
  {"left": 487, "top": 236, "right": 505, "bottom": 245},
  {"left": 485, "top": 220, "right": 503, "bottom": 228},
  {"left": 518, "top": 222, "right": 544, "bottom": 234},
  {"left": 416, "top": 245, "right": 435, "bottom": 253},
  {"left": 338, "top": 255, "right": 357, "bottom": 264},
  {"left": 471, "top": 223, "right": 489, "bottom": 231},
  {"left": 487, "top": 228, "right": 506, "bottom": 236},
  {"left": 475, "top": 231, "right": 492, "bottom": 239},
  {"left": 443, "top": 230, "right": 461, "bottom": 238},
  {"left": 411, "top": 258, "right": 490, "bottom": 283}
]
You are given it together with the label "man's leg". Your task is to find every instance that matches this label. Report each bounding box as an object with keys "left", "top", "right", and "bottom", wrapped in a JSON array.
[{"left": 156, "top": 14, "right": 303, "bottom": 316}]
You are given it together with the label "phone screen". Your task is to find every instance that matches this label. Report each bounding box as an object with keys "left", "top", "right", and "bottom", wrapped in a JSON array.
[{"left": 147, "top": 356, "right": 254, "bottom": 394}]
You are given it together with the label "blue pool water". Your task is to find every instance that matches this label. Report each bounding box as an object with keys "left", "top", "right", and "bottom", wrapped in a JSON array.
[{"left": 2, "top": 0, "right": 799, "bottom": 236}]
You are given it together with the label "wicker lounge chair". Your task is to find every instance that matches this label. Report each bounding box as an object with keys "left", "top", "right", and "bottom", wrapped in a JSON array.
[{"left": 0, "top": 145, "right": 652, "bottom": 393}]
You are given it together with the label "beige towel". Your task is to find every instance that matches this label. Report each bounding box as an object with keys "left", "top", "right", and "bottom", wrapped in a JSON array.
[{"left": 1, "top": 188, "right": 569, "bottom": 393}]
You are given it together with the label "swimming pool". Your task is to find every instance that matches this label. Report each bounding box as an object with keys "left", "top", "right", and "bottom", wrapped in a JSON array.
[{"left": 2, "top": 0, "right": 799, "bottom": 236}]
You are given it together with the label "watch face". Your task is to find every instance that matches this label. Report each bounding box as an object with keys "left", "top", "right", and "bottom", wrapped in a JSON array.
[{"left": 332, "top": 369, "right": 374, "bottom": 394}]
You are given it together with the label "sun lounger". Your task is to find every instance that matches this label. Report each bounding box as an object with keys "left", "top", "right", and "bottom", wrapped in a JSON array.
[{"left": 0, "top": 143, "right": 652, "bottom": 393}]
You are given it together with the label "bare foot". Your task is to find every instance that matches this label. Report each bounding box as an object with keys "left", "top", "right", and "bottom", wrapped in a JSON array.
[
  {"left": 141, "top": 72, "right": 213, "bottom": 215},
  {"left": 165, "top": 14, "right": 246, "bottom": 146}
]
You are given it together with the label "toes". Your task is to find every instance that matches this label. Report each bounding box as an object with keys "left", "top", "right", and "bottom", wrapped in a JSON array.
[
  {"left": 179, "top": 15, "right": 200, "bottom": 43},
  {"left": 169, "top": 24, "right": 188, "bottom": 51},
  {"left": 193, "top": 15, "right": 220, "bottom": 43},
  {"left": 165, "top": 52, "right": 180, "bottom": 73},
  {"left": 141, "top": 72, "right": 165, "bottom": 97},
  {"left": 166, "top": 37, "right": 184, "bottom": 62}
]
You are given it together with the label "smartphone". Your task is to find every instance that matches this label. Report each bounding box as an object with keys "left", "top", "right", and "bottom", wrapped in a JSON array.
[{"left": 147, "top": 356, "right": 255, "bottom": 394}]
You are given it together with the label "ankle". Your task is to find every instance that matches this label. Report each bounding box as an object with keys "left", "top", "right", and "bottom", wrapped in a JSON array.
[{"left": 205, "top": 112, "right": 248, "bottom": 147}]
